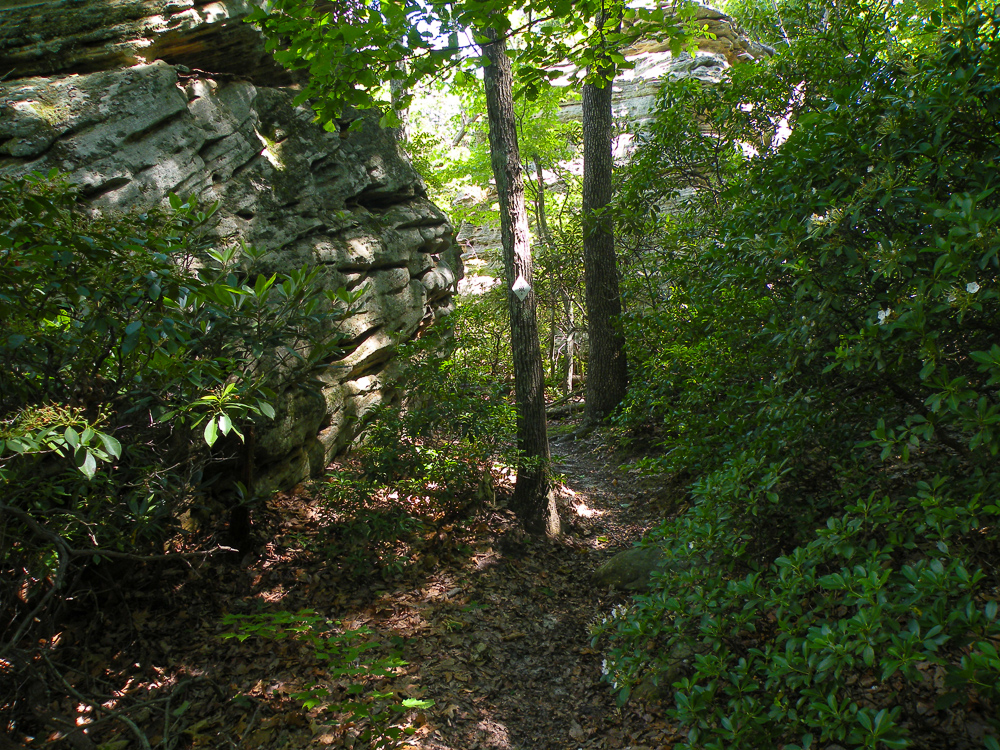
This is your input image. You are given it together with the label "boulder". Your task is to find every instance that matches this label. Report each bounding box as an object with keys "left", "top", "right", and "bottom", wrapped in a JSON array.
[{"left": 593, "top": 545, "right": 672, "bottom": 591}]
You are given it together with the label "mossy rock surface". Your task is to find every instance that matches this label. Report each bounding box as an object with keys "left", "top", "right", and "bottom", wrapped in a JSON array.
[{"left": 592, "top": 546, "right": 669, "bottom": 591}]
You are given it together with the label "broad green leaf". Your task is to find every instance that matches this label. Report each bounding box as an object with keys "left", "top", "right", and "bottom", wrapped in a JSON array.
[
  {"left": 76, "top": 449, "right": 97, "bottom": 479},
  {"left": 204, "top": 418, "right": 219, "bottom": 446},
  {"left": 98, "top": 431, "right": 122, "bottom": 458}
]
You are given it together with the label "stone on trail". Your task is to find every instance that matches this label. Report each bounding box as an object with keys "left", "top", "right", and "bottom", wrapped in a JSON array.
[{"left": 592, "top": 545, "right": 668, "bottom": 591}]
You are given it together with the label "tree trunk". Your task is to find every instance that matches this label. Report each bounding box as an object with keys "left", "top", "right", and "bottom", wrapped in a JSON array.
[
  {"left": 390, "top": 75, "right": 408, "bottom": 142},
  {"left": 549, "top": 300, "right": 557, "bottom": 382},
  {"left": 533, "top": 155, "right": 550, "bottom": 243},
  {"left": 581, "top": 57, "right": 628, "bottom": 423},
  {"left": 480, "top": 27, "right": 560, "bottom": 537},
  {"left": 563, "top": 288, "right": 575, "bottom": 394}
]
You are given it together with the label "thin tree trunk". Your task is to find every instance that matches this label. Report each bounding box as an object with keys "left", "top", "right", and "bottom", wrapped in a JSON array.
[
  {"left": 535, "top": 155, "right": 558, "bottom": 384},
  {"left": 533, "top": 155, "right": 550, "bottom": 243},
  {"left": 563, "top": 289, "right": 575, "bottom": 394},
  {"left": 389, "top": 44, "right": 408, "bottom": 142},
  {"left": 549, "top": 301, "right": 557, "bottom": 381},
  {"left": 480, "top": 26, "right": 560, "bottom": 537},
  {"left": 582, "top": 52, "right": 628, "bottom": 423},
  {"left": 452, "top": 111, "right": 482, "bottom": 147}
]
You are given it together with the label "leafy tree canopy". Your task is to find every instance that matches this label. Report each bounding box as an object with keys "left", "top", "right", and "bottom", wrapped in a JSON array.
[{"left": 246, "top": 0, "right": 704, "bottom": 127}]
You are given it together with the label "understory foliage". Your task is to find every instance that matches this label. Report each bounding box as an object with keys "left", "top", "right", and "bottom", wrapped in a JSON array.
[
  {"left": 221, "top": 610, "right": 432, "bottom": 749},
  {"left": 0, "top": 173, "right": 349, "bottom": 718},
  {"left": 406, "top": 77, "right": 588, "bottom": 394},
  {"left": 599, "top": 3, "right": 1000, "bottom": 749},
  {"left": 361, "top": 330, "right": 516, "bottom": 497},
  {"left": 313, "top": 328, "right": 516, "bottom": 580}
]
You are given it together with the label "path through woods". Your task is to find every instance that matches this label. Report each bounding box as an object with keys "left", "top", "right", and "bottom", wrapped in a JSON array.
[{"left": 40, "top": 424, "right": 683, "bottom": 750}]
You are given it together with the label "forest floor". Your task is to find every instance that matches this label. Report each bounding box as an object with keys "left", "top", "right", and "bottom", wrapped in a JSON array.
[{"left": 42, "top": 416, "right": 686, "bottom": 750}]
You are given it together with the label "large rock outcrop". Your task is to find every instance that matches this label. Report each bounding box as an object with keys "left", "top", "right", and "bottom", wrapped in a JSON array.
[
  {"left": 0, "top": 0, "right": 292, "bottom": 83},
  {"left": 560, "top": 6, "right": 772, "bottom": 129},
  {"left": 0, "top": 0, "right": 462, "bottom": 491}
]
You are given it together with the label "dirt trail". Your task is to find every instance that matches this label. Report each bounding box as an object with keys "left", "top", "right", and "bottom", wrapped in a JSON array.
[
  {"left": 39, "top": 425, "right": 679, "bottom": 750},
  {"left": 398, "top": 429, "right": 675, "bottom": 750}
]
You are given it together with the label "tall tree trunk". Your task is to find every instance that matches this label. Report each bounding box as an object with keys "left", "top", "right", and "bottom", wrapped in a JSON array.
[
  {"left": 549, "top": 301, "right": 557, "bottom": 382},
  {"left": 582, "top": 55, "right": 628, "bottom": 423},
  {"left": 533, "top": 155, "right": 550, "bottom": 243},
  {"left": 481, "top": 27, "right": 560, "bottom": 537},
  {"left": 534, "top": 155, "right": 558, "bottom": 384},
  {"left": 390, "top": 71, "right": 408, "bottom": 142},
  {"left": 563, "top": 289, "right": 575, "bottom": 394}
]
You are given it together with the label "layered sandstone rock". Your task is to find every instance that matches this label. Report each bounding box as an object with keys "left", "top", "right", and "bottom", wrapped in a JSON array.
[
  {"left": 0, "top": 1, "right": 461, "bottom": 491},
  {"left": 560, "top": 6, "right": 772, "bottom": 128},
  {"left": 0, "top": 0, "right": 292, "bottom": 83}
]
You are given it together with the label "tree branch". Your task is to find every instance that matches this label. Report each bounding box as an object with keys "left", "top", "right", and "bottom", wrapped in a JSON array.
[{"left": 1, "top": 502, "right": 236, "bottom": 654}]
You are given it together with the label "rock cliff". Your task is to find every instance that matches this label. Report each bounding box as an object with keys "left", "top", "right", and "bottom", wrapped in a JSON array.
[
  {"left": 560, "top": 6, "right": 771, "bottom": 131},
  {"left": 0, "top": 0, "right": 461, "bottom": 491}
]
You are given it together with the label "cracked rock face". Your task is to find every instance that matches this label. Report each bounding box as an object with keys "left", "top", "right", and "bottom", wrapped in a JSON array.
[{"left": 0, "top": 11, "right": 462, "bottom": 492}]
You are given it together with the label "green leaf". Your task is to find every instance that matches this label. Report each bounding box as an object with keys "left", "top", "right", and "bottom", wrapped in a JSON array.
[
  {"left": 934, "top": 692, "right": 963, "bottom": 710},
  {"left": 986, "top": 601, "right": 998, "bottom": 620},
  {"left": 204, "top": 418, "right": 219, "bottom": 447},
  {"left": 98, "top": 431, "right": 122, "bottom": 458},
  {"left": 77, "top": 449, "right": 97, "bottom": 479},
  {"left": 401, "top": 698, "right": 434, "bottom": 709}
]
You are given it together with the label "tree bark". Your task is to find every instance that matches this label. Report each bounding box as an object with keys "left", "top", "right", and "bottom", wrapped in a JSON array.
[
  {"left": 563, "top": 288, "right": 575, "bottom": 394},
  {"left": 480, "top": 27, "right": 560, "bottom": 537},
  {"left": 582, "top": 56, "right": 628, "bottom": 423},
  {"left": 390, "top": 69, "right": 408, "bottom": 142}
]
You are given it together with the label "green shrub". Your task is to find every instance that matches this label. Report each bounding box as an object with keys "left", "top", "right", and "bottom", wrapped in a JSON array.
[
  {"left": 1, "top": 172, "right": 350, "bottom": 652},
  {"left": 221, "top": 609, "right": 432, "bottom": 749},
  {"left": 358, "top": 328, "right": 516, "bottom": 499},
  {"left": 603, "top": 5, "right": 1000, "bottom": 749},
  {"left": 306, "top": 328, "right": 515, "bottom": 579}
]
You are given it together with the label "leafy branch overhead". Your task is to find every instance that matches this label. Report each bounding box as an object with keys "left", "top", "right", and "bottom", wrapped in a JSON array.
[{"left": 246, "top": 0, "right": 704, "bottom": 126}]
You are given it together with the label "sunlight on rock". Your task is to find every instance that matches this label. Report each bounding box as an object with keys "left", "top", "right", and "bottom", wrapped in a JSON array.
[
  {"left": 458, "top": 272, "right": 500, "bottom": 296},
  {"left": 254, "top": 128, "right": 286, "bottom": 171}
]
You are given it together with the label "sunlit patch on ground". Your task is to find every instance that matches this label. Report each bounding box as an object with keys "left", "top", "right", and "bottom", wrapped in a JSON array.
[{"left": 33, "top": 421, "right": 676, "bottom": 749}]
